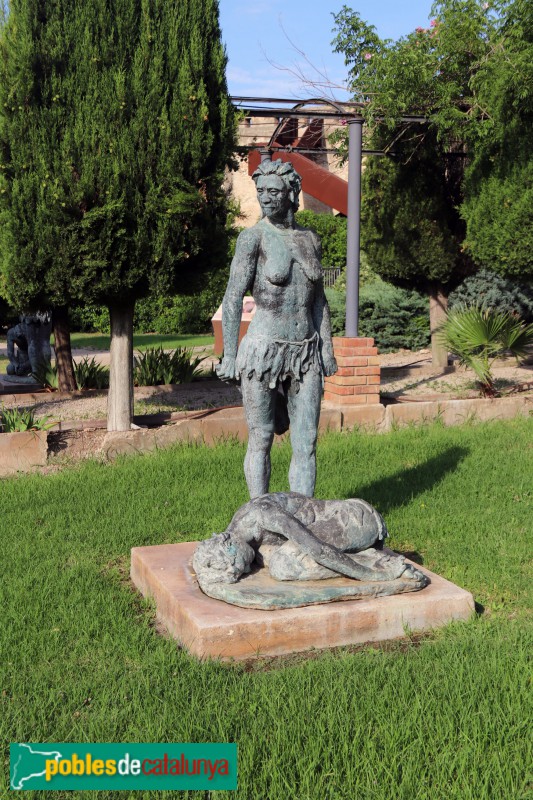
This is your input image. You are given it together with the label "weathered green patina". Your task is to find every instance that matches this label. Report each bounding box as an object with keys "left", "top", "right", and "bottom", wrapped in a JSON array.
[
  {"left": 200, "top": 158, "right": 428, "bottom": 610},
  {"left": 193, "top": 493, "right": 428, "bottom": 609},
  {"left": 216, "top": 159, "right": 337, "bottom": 498}
]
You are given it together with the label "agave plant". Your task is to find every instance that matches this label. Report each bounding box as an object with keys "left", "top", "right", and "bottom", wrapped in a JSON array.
[
  {"left": 438, "top": 306, "right": 533, "bottom": 396},
  {"left": 133, "top": 347, "right": 205, "bottom": 387},
  {"left": 0, "top": 405, "right": 54, "bottom": 433},
  {"left": 31, "top": 361, "right": 59, "bottom": 391},
  {"left": 74, "top": 356, "right": 110, "bottom": 390}
]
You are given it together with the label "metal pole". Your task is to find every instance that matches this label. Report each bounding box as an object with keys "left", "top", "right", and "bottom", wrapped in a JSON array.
[
  {"left": 345, "top": 117, "right": 364, "bottom": 337},
  {"left": 259, "top": 147, "right": 272, "bottom": 163}
]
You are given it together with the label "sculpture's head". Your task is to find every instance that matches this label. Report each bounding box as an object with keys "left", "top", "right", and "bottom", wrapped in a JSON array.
[
  {"left": 192, "top": 532, "right": 255, "bottom": 585},
  {"left": 252, "top": 159, "right": 302, "bottom": 220}
]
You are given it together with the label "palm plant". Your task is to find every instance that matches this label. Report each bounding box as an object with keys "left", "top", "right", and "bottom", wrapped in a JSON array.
[
  {"left": 31, "top": 362, "right": 59, "bottom": 391},
  {"left": 438, "top": 306, "right": 533, "bottom": 396}
]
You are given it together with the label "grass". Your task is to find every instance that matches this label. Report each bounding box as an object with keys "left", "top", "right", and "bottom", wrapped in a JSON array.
[
  {"left": 0, "top": 334, "right": 214, "bottom": 361},
  {"left": 67, "top": 332, "right": 214, "bottom": 352},
  {"left": 1, "top": 418, "right": 532, "bottom": 799},
  {"left": 133, "top": 399, "right": 187, "bottom": 416}
]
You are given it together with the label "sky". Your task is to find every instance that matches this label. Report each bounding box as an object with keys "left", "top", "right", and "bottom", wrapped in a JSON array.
[{"left": 220, "top": 0, "right": 436, "bottom": 100}]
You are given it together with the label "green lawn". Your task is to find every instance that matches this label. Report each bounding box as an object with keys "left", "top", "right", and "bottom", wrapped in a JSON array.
[
  {"left": 1, "top": 419, "right": 532, "bottom": 799},
  {"left": 68, "top": 332, "right": 214, "bottom": 351}
]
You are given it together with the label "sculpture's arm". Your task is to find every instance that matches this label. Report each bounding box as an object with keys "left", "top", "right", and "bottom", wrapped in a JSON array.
[
  {"left": 216, "top": 228, "right": 259, "bottom": 381},
  {"left": 250, "top": 497, "right": 405, "bottom": 581},
  {"left": 313, "top": 280, "right": 337, "bottom": 378}
]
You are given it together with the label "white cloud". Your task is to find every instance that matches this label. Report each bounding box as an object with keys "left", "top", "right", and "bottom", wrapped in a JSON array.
[{"left": 226, "top": 63, "right": 350, "bottom": 101}]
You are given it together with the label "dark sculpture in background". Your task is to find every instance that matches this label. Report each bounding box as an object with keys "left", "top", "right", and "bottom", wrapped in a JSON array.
[
  {"left": 216, "top": 158, "right": 337, "bottom": 498},
  {"left": 6, "top": 313, "right": 52, "bottom": 377},
  {"left": 193, "top": 493, "right": 428, "bottom": 609}
]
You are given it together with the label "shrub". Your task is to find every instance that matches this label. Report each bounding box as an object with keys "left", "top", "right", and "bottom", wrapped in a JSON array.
[
  {"left": 70, "top": 278, "right": 227, "bottom": 336},
  {"left": 137, "top": 290, "right": 223, "bottom": 335},
  {"left": 1, "top": 406, "right": 53, "bottom": 432},
  {"left": 325, "top": 289, "right": 347, "bottom": 337},
  {"left": 69, "top": 305, "right": 110, "bottom": 334},
  {"left": 74, "top": 357, "right": 109, "bottom": 390},
  {"left": 331, "top": 252, "right": 376, "bottom": 290},
  {"left": 295, "top": 210, "right": 348, "bottom": 267},
  {"left": 133, "top": 347, "right": 205, "bottom": 386},
  {"left": 448, "top": 269, "right": 533, "bottom": 323},
  {"left": 326, "top": 279, "right": 430, "bottom": 352}
]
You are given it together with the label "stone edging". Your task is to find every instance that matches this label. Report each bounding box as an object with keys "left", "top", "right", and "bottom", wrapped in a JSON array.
[
  {"left": 0, "top": 429, "right": 48, "bottom": 476},
  {"left": 2, "top": 394, "right": 531, "bottom": 475},
  {"left": 99, "top": 394, "right": 533, "bottom": 461}
]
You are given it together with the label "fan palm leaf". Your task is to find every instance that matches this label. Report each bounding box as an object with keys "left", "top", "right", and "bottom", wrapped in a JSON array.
[{"left": 438, "top": 306, "right": 533, "bottom": 395}]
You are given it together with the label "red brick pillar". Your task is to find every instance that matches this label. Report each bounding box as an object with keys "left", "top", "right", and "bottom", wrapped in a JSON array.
[{"left": 324, "top": 337, "right": 381, "bottom": 405}]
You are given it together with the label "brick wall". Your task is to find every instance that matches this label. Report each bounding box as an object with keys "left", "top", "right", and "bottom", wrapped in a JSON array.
[{"left": 323, "top": 337, "right": 381, "bottom": 405}]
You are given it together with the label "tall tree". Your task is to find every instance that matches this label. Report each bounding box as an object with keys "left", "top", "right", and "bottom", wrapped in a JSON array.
[
  {"left": 359, "top": 128, "right": 473, "bottom": 367},
  {"left": 0, "top": 0, "right": 234, "bottom": 423},
  {"left": 332, "top": 1, "right": 496, "bottom": 366},
  {"left": 461, "top": 0, "right": 533, "bottom": 280}
]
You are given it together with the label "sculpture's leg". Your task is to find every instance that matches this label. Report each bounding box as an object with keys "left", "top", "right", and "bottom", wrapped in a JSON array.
[
  {"left": 286, "top": 370, "right": 322, "bottom": 496},
  {"left": 241, "top": 375, "right": 277, "bottom": 498}
]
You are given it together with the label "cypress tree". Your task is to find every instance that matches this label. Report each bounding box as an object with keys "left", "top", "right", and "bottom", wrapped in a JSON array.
[
  {"left": 361, "top": 129, "right": 473, "bottom": 368},
  {"left": 0, "top": 0, "right": 234, "bottom": 423}
]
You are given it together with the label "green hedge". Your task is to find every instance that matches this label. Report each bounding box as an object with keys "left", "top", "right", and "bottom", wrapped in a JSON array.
[
  {"left": 69, "top": 269, "right": 228, "bottom": 335},
  {"left": 295, "top": 210, "right": 347, "bottom": 267},
  {"left": 326, "top": 279, "right": 430, "bottom": 352}
]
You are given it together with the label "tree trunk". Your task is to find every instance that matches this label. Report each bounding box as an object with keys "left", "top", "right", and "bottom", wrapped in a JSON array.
[
  {"left": 429, "top": 284, "right": 449, "bottom": 370},
  {"left": 107, "top": 301, "right": 135, "bottom": 432},
  {"left": 52, "top": 306, "right": 77, "bottom": 392}
]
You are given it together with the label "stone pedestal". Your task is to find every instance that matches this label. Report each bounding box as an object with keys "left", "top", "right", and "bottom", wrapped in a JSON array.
[
  {"left": 131, "top": 542, "right": 475, "bottom": 661},
  {"left": 324, "top": 337, "right": 381, "bottom": 405},
  {"left": 0, "top": 374, "right": 44, "bottom": 394}
]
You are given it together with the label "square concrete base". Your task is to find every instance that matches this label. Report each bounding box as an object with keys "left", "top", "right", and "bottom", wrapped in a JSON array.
[{"left": 131, "top": 542, "right": 475, "bottom": 661}]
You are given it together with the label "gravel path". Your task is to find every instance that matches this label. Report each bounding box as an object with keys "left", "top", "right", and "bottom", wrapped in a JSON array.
[{"left": 1, "top": 345, "right": 532, "bottom": 423}]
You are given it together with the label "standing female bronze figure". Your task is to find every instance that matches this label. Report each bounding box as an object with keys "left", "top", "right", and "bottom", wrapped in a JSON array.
[{"left": 217, "top": 159, "right": 337, "bottom": 498}]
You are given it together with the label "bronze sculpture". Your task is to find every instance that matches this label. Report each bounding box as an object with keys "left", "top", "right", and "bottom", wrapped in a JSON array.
[{"left": 217, "top": 159, "right": 337, "bottom": 498}]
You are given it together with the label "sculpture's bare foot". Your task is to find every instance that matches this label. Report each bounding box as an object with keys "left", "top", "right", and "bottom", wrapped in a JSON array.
[
  {"left": 371, "top": 553, "right": 408, "bottom": 580},
  {"left": 347, "top": 549, "right": 426, "bottom": 583},
  {"left": 400, "top": 563, "right": 429, "bottom": 588}
]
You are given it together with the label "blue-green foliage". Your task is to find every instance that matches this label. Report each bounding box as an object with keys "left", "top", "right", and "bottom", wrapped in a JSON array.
[
  {"left": 449, "top": 269, "right": 533, "bottom": 322},
  {"left": 327, "top": 280, "right": 430, "bottom": 351}
]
